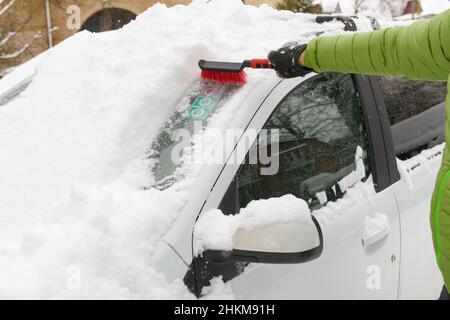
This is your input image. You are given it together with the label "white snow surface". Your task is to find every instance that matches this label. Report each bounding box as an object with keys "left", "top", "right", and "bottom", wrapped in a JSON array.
[
  {"left": 200, "top": 277, "right": 235, "bottom": 300},
  {"left": 362, "top": 212, "right": 390, "bottom": 244},
  {"left": 338, "top": 146, "right": 365, "bottom": 193},
  {"left": 0, "top": 0, "right": 361, "bottom": 299},
  {"left": 313, "top": 178, "right": 376, "bottom": 227},
  {"left": 0, "top": 0, "right": 445, "bottom": 298}
]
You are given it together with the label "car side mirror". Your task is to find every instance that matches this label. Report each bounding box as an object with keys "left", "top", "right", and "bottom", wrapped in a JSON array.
[{"left": 204, "top": 215, "right": 323, "bottom": 264}]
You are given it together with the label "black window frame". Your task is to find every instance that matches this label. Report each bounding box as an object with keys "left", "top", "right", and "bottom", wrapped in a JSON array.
[
  {"left": 366, "top": 75, "right": 402, "bottom": 187},
  {"left": 223, "top": 73, "right": 394, "bottom": 213}
]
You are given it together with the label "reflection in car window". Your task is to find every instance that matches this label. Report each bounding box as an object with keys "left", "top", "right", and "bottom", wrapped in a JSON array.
[
  {"left": 378, "top": 76, "right": 447, "bottom": 125},
  {"left": 229, "top": 73, "right": 370, "bottom": 211},
  {"left": 377, "top": 76, "right": 447, "bottom": 159}
]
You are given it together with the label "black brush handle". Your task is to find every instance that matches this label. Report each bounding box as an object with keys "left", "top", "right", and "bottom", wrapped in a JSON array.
[
  {"left": 198, "top": 59, "right": 243, "bottom": 72},
  {"left": 199, "top": 59, "right": 274, "bottom": 72}
]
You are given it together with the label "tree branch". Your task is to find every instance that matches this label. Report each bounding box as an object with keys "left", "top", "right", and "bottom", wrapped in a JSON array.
[
  {"left": 0, "top": 31, "right": 16, "bottom": 47},
  {"left": 0, "top": 0, "right": 18, "bottom": 16},
  {"left": 0, "top": 31, "right": 42, "bottom": 59}
]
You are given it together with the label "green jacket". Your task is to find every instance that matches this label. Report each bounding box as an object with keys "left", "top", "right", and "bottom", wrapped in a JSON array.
[{"left": 304, "top": 10, "right": 450, "bottom": 288}]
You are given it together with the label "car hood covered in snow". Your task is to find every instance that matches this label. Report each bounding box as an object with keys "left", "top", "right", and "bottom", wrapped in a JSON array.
[{"left": 0, "top": 0, "right": 372, "bottom": 299}]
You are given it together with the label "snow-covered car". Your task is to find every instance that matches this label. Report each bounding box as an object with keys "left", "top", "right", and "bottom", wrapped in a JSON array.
[
  {"left": 1, "top": 1, "right": 448, "bottom": 300},
  {"left": 0, "top": 56, "right": 40, "bottom": 107},
  {"left": 149, "top": 16, "right": 448, "bottom": 300}
]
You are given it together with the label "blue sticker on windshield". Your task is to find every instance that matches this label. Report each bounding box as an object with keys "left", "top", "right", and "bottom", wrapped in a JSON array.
[
  {"left": 193, "top": 96, "right": 219, "bottom": 108},
  {"left": 186, "top": 107, "right": 210, "bottom": 120},
  {"left": 186, "top": 84, "right": 227, "bottom": 120}
]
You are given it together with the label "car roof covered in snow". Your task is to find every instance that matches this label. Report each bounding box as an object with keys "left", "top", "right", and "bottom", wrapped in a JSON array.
[{"left": 0, "top": 0, "right": 377, "bottom": 299}]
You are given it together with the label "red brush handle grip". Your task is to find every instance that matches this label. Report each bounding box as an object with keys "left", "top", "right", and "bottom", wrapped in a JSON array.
[{"left": 249, "top": 59, "right": 274, "bottom": 69}]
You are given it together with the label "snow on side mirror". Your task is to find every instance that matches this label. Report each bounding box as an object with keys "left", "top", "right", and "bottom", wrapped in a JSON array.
[
  {"left": 195, "top": 195, "right": 323, "bottom": 264},
  {"left": 230, "top": 216, "right": 322, "bottom": 263}
]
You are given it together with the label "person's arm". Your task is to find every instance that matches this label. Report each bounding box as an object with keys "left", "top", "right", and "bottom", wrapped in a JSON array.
[{"left": 301, "top": 9, "right": 450, "bottom": 81}]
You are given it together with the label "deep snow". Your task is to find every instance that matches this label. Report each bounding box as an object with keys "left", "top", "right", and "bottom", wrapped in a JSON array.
[
  {"left": 0, "top": 0, "right": 357, "bottom": 299},
  {"left": 0, "top": 0, "right": 444, "bottom": 299}
]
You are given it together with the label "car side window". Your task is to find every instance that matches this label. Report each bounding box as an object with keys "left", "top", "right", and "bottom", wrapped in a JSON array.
[
  {"left": 377, "top": 76, "right": 447, "bottom": 159},
  {"left": 220, "top": 73, "right": 371, "bottom": 213}
]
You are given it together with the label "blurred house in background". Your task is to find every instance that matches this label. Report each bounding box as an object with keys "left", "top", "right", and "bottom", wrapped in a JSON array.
[
  {"left": 0, "top": 0, "right": 442, "bottom": 78},
  {"left": 403, "top": 0, "right": 423, "bottom": 15},
  {"left": 0, "top": 0, "right": 191, "bottom": 77}
]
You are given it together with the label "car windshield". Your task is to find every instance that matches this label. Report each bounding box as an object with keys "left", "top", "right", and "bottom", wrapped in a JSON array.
[
  {"left": 0, "top": 76, "right": 34, "bottom": 107},
  {"left": 149, "top": 80, "right": 239, "bottom": 190}
]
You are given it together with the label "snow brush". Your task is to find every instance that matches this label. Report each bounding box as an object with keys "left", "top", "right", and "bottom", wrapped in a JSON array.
[{"left": 199, "top": 59, "right": 274, "bottom": 86}]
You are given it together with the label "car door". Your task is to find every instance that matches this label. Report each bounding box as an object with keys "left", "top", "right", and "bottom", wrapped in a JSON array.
[
  {"left": 373, "top": 76, "right": 446, "bottom": 299},
  {"left": 193, "top": 73, "right": 401, "bottom": 299}
]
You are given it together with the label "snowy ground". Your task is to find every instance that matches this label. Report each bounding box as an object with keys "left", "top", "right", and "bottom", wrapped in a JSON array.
[{"left": 0, "top": 0, "right": 447, "bottom": 299}]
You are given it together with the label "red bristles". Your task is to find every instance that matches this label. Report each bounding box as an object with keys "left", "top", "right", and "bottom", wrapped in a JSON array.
[{"left": 201, "top": 70, "right": 247, "bottom": 86}]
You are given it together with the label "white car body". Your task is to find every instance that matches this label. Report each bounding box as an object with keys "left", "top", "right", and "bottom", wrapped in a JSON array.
[
  {"left": 151, "top": 71, "right": 444, "bottom": 299},
  {"left": 0, "top": 15, "right": 443, "bottom": 300}
]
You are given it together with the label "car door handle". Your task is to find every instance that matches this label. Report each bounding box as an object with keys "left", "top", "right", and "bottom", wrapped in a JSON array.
[{"left": 362, "top": 213, "right": 390, "bottom": 248}]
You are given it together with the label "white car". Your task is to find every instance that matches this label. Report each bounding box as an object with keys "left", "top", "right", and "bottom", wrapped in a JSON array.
[
  {"left": 1, "top": 16, "right": 446, "bottom": 300},
  {"left": 147, "top": 19, "right": 448, "bottom": 300}
]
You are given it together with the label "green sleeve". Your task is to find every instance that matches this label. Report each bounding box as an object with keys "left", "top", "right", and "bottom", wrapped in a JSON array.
[{"left": 304, "top": 9, "right": 450, "bottom": 81}]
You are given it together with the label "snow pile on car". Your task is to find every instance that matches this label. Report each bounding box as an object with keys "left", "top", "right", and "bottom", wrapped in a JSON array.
[
  {"left": 0, "top": 0, "right": 368, "bottom": 299},
  {"left": 194, "top": 195, "right": 311, "bottom": 255}
]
